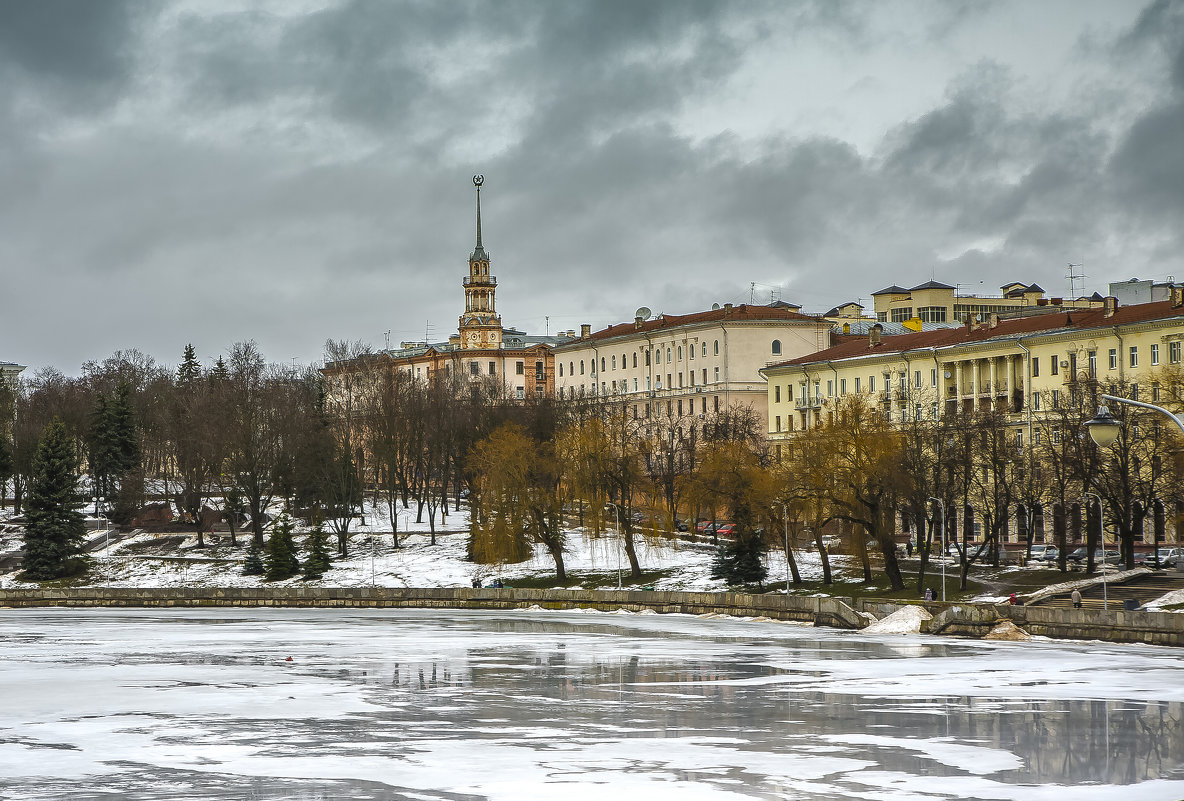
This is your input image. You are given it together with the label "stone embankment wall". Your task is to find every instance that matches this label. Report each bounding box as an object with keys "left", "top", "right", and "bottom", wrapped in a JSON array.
[{"left": 1, "top": 587, "right": 1181, "bottom": 647}]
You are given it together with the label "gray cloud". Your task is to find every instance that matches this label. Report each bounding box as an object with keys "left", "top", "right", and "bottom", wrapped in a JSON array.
[{"left": 2, "top": 1, "right": 1182, "bottom": 374}]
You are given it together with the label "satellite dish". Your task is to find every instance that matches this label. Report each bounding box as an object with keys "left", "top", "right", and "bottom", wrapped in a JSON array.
[
  {"left": 634, "top": 306, "right": 652, "bottom": 320},
  {"left": 711, "top": 303, "right": 721, "bottom": 310}
]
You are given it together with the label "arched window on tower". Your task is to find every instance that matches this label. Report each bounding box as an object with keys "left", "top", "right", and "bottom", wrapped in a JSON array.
[{"left": 772, "top": 340, "right": 782, "bottom": 356}]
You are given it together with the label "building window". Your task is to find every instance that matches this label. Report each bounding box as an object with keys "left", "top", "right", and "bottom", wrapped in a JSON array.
[
  {"left": 772, "top": 339, "right": 782, "bottom": 356},
  {"left": 702, "top": 368, "right": 707, "bottom": 384},
  {"left": 702, "top": 342, "right": 707, "bottom": 357},
  {"left": 678, "top": 346, "right": 683, "bottom": 361},
  {"left": 714, "top": 396, "right": 720, "bottom": 412},
  {"left": 646, "top": 376, "right": 651, "bottom": 391},
  {"left": 1170, "top": 341, "right": 1181, "bottom": 364},
  {"left": 490, "top": 361, "right": 497, "bottom": 375},
  {"left": 633, "top": 353, "right": 638, "bottom": 368},
  {"left": 668, "top": 373, "right": 672, "bottom": 389},
  {"left": 601, "top": 357, "right": 606, "bottom": 372},
  {"left": 854, "top": 377, "right": 861, "bottom": 393},
  {"left": 714, "top": 366, "right": 719, "bottom": 382},
  {"left": 1032, "top": 393, "right": 1041, "bottom": 411},
  {"left": 840, "top": 378, "right": 847, "bottom": 394},
  {"left": 1051, "top": 389, "right": 1059, "bottom": 406},
  {"left": 877, "top": 311, "right": 887, "bottom": 322},
  {"left": 775, "top": 415, "right": 782, "bottom": 432},
  {"left": 787, "top": 385, "right": 793, "bottom": 400},
  {"left": 516, "top": 387, "right": 524, "bottom": 399},
  {"left": 1109, "top": 349, "right": 1117, "bottom": 370},
  {"left": 1032, "top": 358, "right": 1039, "bottom": 377},
  {"left": 1153, "top": 383, "right": 1160, "bottom": 401},
  {"left": 827, "top": 380, "right": 834, "bottom": 397},
  {"left": 918, "top": 306, "right": 947, "bottom": 322},
  {"left": 1033, "top": 429, "right": 1041, "bottom": 445},
  {"left": 1088, "top": 351, "right": 1097, "bottom": 377},
  {"left": 580, "top": 360, "right": 585, "bottom": 375},
  {"left": 689, "top": 346, "right": 695, "bottom": 360},
  {"left": 516, "top": 361, "right": 525, "bottom": 375},
  {"left": 775, "top": 385, "right": 781, "bottom": 403},
  {"left": 656, "top": 349, "right": 661, "bottom": 365},
  {"left": 714, "top": 340, "right": 719, "bottom": 356},
  {"left": 645, "top": 350, "right": 651, "bottom": 366},
  {"left": 611, "top": 355, "right": 616, "bottom": 369},
  {"left": 914, "top": 370, "right": 922, "bottom": 388},
  {"left": 890, "top": 307, "right": 914, "bottom": 322},
  {"left": 1151, "top": 344, "right": 1160, "bottom": 366},
  {"left": 558, "top": 363, "right": 563, "bottom": 377},
  {"left": 1130, "top": 346, "right": 1138, "bottom": 368},
  {"left": 869, "top": 375, "right": 876, "bottom": 393},
  {"left": 1015, "top": 430, "right": 1023, "bottom": 448},
  {"left": 667, "top": 347, "right": 672, "bottom": 363},
  {"left": 469, "top": 362, "right": 479, "bottom": 376},
  {"left": 1050, "top": 356, "right": 1058, "bottom": 376},
  {"left": 931, "top": 369, "right": 937, "bottom": 387}
]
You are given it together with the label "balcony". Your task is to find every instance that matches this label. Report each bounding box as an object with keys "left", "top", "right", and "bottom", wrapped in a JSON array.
[
  {"left": 463, "top": 276, "right": 497, "bottom": 287},
  {"left": 795, "top": 396, "right": 822, "bottom": 410}
]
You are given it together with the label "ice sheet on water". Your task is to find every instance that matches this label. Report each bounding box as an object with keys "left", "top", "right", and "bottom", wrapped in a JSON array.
[{"left": 0, "top": 608, "right": 1182, "bottom": 800}]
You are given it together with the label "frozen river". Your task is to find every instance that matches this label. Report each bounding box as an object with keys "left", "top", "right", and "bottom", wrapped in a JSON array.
[{"left": 0, "top": 608, "right": 1182, "bottom": 800}]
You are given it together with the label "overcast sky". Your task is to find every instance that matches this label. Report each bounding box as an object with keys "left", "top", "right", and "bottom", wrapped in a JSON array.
[{"left": 3, "top": 0, "right": 1183, "bottom": 375}]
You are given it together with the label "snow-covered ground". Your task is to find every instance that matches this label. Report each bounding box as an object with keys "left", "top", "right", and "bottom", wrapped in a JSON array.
[
  {"left": 0, "top": 499, "right": 841, "bottom": 592},
  {"left": 0, "top": 607, "right": 1182, "bottom": 800}
]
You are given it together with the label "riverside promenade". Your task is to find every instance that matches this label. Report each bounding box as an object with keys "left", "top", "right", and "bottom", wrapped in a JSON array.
[{"left": 2, "top": 586, "right": 1182, "bottom": 647}]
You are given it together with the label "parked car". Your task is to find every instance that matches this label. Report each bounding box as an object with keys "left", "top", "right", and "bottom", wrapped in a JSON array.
[
  {"left": 674, "top": 518, "right": 689, "bottom": 532},
  {"left": 1069, "top": 548, "right": 1120, "bottom": 565},
  {"left": 696, "top": 520, "right": 715, "bottom": 533},
  {"left": 1066, "top": 547, "right": 1089, "bottom": 563},
  {"left": 1137, "top": 547, "right": 1181, "bottom": 567},
  {"left": 714, "top": 523, "right": 736, "bottom": 538},
  {"left": 1028, "top": 545, "right": 1059, "bottom": 562}
]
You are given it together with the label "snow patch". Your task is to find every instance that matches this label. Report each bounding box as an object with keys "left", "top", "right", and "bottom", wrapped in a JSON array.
[{"left": 860, "top": 605, "right": 932, "bottom": 635}]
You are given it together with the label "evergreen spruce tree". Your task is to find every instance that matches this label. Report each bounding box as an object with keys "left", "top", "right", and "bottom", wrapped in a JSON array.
[
  {"left": 710, "top": 534, "right": 768, "bottom": 588},
  {"left": 242, "top": 536, "right": 265, "bottom": 575},
  {"left": 87, "top": 393, "right": 114, "bottom": 500},
  {"left": 178, "top": 344, "right": 202, "bottom": 384},
  {"left": 21, "top": 419, "right": 88, "bottom": 581},
  {"left": 265, "top": 514, "right": 300, "bottom": 580},
  {"left": 209, "top": 356, "right": 230, "bottom": 383},
  {"left": 302, "top": 521, "right": 332, "bottom": 580}
]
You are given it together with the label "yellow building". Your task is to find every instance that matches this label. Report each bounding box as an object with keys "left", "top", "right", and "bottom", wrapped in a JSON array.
[
  {"left": 554, "top": 303, "right": 832, "bottom": 424},
  {"left": 763, "top": 291, "right": 1184, "bottom": 439},
  {"left": 872, "top": 280, "right": 1102, "bottom": 324}
]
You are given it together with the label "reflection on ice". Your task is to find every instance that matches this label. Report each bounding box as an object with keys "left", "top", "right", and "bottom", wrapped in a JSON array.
[{"left": 0, "top": 608, "right": 1182, "bottom": 800}]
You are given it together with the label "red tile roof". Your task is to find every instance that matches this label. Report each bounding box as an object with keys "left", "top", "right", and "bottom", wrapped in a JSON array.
[
  {"left": 571, "top": 304, "right": 821, "bottom": 345},
  {"left": 771, "top": 300, "right": 1184, "bottom": 367}
]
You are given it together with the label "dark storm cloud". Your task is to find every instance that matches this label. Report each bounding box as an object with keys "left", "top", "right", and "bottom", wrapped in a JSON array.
[
  {"left": 1108, "top": 0, "right": 1184, "bottom": 221},
  {"left": 3, "top": 1, "right": 1183, "bottom": 374},
  {"left": 0, "top": 0, "right": 144, "bottom": 105}
]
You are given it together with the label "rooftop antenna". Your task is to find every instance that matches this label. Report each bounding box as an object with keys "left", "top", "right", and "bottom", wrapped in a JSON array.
[
  {"left": 384, "top": 330, "right": 391, "bottom": 351},
  {"left": 750, "top": 282, "right": 756, "bottom": 304},
  {"left": 1067, "top": 262, "right": 1084, "bottom": 298},
  {"left": 545, "top": 315, "right": 550, "bottom": 336}
]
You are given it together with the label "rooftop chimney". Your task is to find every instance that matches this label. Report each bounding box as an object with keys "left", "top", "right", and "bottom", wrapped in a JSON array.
[
  {"left": 966, "top": 315, "right": 979, "bottom": 333},
  {"left": 580, "top": 324, "right": 591, "bottom": 338},
  {"left": 1103, "top": 296, "right": 1119, "bottom": 318},
  {"left": 723, "top": 303, "right": 733, "bottom": 315},
  {"left": 634, "top": 316, "right": 644, "bottom": 329},
  {"left": 1172, "top": 286, "right": 1184, "bottom": 308},
  {"left": 869, "top": 323, "right": 882, "bottom": 347},
  {"left": 988, "top": 313, "right": 1000, "bottom": 329}
]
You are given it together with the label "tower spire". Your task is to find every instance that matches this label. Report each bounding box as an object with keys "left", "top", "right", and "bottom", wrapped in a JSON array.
[{"left": 471, "top": 174, "right": 487, "bottom": 260}]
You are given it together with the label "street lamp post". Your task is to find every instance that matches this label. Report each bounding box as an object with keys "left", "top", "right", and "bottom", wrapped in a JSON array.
[
  {"left": 927, "top": 497, "right": 946, "bottom": 601},
  {"left": 93, "top": 495, "right": 107, "bottom": 582},
  {"left": 1082, "top": 490, "right": 1108, "bottom": 611},
  {"left": 605, "top": 501, "right": 622, "bottom": 590},
  {"left": 1084, "top": 395, "right": 1184, "bottom": 600}
]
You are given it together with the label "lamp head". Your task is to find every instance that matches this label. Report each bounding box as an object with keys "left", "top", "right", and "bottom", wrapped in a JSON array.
[{"left": 1084, "top": 405, "right": 1122, "bottom": 448}]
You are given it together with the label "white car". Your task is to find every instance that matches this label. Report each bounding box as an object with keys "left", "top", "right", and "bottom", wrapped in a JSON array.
[{"left": 1138, "top": 547, "right": 1180, "bottom": 567}]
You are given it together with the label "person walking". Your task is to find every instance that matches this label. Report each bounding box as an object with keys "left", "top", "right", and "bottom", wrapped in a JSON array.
[{"left": 1071, "top": 588, "right": 1082, "bottom": 609}]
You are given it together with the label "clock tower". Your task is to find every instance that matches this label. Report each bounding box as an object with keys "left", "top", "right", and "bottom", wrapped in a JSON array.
[{"left": 459, "top": 174, "right": 503, "bottom": 350}]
